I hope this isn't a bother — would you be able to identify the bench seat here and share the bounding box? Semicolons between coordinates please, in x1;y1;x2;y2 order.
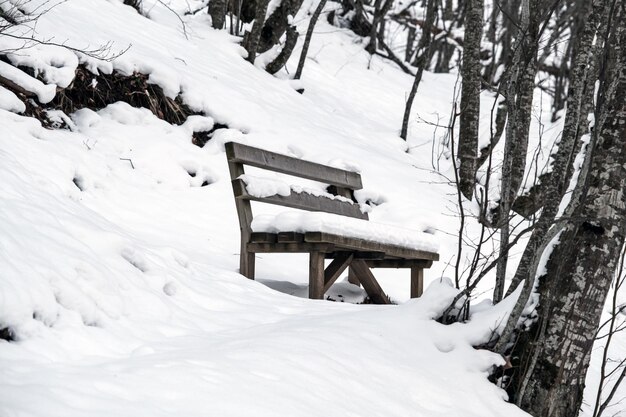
251;212;439;260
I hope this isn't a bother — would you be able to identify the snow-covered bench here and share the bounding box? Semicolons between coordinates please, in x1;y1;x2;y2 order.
225;142;439;304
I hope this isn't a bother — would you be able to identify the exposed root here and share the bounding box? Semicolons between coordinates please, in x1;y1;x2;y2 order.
0;58;227;133
45;66;196;125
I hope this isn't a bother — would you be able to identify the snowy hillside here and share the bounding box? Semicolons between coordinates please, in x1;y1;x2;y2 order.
1;0;622;416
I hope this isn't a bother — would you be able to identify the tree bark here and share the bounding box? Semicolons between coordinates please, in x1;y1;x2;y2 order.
493;0;531;303
243;0;270;63
503;0;607;298
257;0;305;53
513;3;626;415
366;0;393;54
400;0;436;140
405;26;416;63
457;0;483;199
265;25;299;74
209;0;229;29
494;0;548;303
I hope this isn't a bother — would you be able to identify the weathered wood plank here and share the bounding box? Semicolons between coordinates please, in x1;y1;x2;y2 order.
247;242;334;253
277;232;304;243
225;142;363;189
367;259;434;268
250;232;277;243
228;161;255;279
232;179;367;219
309;251;325;299
354;251;386;260
326;251;384;260
410;267;424;298
243;252;255;280
323;252;353;292
304;232;439;261
350;260;391;304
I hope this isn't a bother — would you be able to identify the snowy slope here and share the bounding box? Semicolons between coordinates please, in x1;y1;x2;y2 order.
0;0;595;415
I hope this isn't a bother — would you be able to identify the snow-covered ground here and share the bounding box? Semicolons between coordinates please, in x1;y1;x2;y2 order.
0;0;623;416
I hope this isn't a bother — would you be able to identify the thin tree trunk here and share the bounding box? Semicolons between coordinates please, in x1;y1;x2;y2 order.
494;0;546;303
243;0;270;63
493;0;530;303
265;25;299;74
366;0;383;53
405;26;416;63
457;0;484;199
366;0;393;54
400;0;436;140
295;0;327;79
257;0;305;53
504;0;607;299
443;0;453;20
209;0;229;29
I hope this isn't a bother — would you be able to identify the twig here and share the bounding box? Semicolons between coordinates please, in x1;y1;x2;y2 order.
120;158;135;169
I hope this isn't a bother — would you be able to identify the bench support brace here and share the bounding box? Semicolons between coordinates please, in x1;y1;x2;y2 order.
350;260;391;304
347;266;360;287
323;253;354;293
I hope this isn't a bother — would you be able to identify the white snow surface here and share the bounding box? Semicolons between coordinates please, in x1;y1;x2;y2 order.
240;173;364;206
0;60;57;103
0;86;26;113
253;211;439;253
0;0;604;416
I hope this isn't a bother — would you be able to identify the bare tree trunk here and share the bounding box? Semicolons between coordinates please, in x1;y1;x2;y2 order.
513;4;626;415
243;0;270;63
400;0;437;140
494;0;546;303
492;0;530;303
433;40;455;73
366;0;393;53
504;0;607;298
265;25;299;74
257;0;305;53
209;0;229;29
457;0;483;199
405;26;416;63
485;1;519;86
294;0;327;79
366;0;383;53
443;0;453;20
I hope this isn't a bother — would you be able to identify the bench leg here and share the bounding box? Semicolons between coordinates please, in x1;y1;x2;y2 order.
240;243;256;280
309;251;325;299
348;266;360;287
411;267;423;298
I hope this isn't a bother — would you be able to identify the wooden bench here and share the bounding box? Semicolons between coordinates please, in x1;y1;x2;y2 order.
225;141;439;304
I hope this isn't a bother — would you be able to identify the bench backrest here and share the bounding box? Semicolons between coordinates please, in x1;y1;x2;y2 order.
225;142;368;240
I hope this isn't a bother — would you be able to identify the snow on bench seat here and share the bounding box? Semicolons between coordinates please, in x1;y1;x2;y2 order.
251;211;439;254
